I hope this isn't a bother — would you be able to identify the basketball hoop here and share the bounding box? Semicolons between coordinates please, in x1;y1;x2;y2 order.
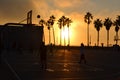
19;10;33;24
27;10;32;24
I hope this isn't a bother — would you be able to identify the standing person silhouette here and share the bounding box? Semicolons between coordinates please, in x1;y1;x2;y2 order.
40;42;47;70
0;35;2;65
79;43;86;64
0;42;1;65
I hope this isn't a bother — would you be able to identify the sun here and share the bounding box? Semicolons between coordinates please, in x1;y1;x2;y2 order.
56;23;76;46
58;23;76;45
61;26;71;45
62;27;69;39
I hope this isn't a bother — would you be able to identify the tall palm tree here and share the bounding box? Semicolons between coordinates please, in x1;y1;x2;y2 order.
117;15;120;26
39;19;46;42
61;16;67;46
47;15;56;45
66;18;72;46
116;15;120;44
104;18;112;47
113;18;120;45
58;18;62;46
50;15;56;45
84;12;93;46
94;19;103;46
47;19;51;45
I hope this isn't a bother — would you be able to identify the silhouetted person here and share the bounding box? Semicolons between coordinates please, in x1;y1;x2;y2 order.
0;41;3;65
0;44;1;64
0;37;2;65
40;42;47;70
79;43;86;64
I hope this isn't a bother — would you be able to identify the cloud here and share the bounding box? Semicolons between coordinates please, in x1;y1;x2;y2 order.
31;0;65;24
53;0;82;8
50;9;64;19
31;0;51;23
0;0;33;24
0;0;120;45
53;0;72;8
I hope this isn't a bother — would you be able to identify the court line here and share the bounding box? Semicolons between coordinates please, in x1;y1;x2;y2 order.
2;57;22;80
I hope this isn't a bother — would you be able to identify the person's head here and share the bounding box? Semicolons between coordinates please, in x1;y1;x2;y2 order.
81;43;84;47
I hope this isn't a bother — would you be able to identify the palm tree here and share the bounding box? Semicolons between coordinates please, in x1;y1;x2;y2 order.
47;15;56;45
39;19;46;26
47;19;51;45
66;18;72;46
61;16;67;27
104;18;112;47
117;15;120;26
61;16;67;47
113;17;120;45
84;12;93;46
58;18;62;46
39;19;46;42
94;19;103;46
50;15;56;45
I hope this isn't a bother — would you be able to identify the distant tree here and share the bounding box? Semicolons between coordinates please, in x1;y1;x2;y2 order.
39;19;46;42
104;18;112;47
47;15;56;45
61;16;67;46
50;15;56;45
47;19;51;44
84;12;93;46
58;18;62;46
113;17;120;45
65;18;72;46
39;19;46;26
61;16;67;28
94;19;103;46
117;15;120;26
37;15;40;19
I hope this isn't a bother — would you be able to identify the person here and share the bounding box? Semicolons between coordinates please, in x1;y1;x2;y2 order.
0;44;1;65
79;43;86;64
0;36;2;65
40;42;47;70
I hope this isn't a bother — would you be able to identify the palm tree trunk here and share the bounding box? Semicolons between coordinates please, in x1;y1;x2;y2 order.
116;31;118;45
107;30;109;47
97;31;99;46
68;26;70;46
52;27;55;45
64;27;66;47
64;27;66;52
49;29;51;45
43;31;45;43
60;29;62;46
87;24;89;46
42;25;45;43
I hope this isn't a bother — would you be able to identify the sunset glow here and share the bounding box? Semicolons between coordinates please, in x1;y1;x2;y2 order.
0;0;120;46
62;27;69;39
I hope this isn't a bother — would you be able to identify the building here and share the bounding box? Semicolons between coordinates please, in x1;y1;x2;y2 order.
0;23;43;52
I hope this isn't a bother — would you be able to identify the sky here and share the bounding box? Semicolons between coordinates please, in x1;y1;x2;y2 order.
0;0;120;46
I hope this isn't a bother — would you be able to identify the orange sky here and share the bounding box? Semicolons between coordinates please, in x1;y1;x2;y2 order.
0;0;120;46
